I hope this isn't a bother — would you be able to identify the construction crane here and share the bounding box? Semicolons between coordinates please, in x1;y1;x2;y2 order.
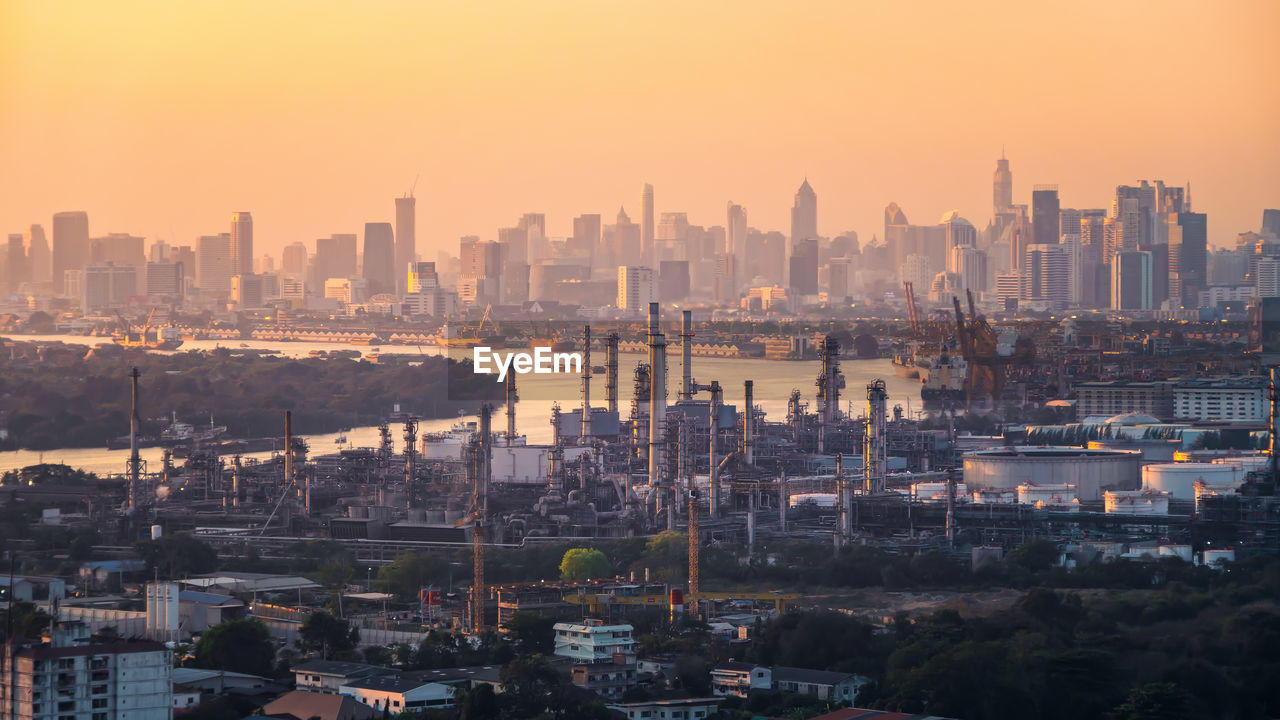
457;404;493;634
903;281;922;335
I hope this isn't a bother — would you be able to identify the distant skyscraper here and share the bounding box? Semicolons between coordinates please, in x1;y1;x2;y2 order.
313;234;358;288
1112;250;1153;310
90;233;146;296
197;234;233;298
641;184;655;265
1262;209;1280;238
1023;243;1069;306
788;237;819;297
604;208;642;268
395;193;416;296
1031;185;1060;246
362;222;396;296
231;273;264;308
658;260;690;302
571;214;602;262
145;260;184;298
230;212;253;275
5;234;27;294
282;242;308;276
24;224;50;284
790;179;818;248
727;202;747;289
1167;212;1207;307
941;212;977;272
51;211;89;294
82;264;136;313
993;152;1013;216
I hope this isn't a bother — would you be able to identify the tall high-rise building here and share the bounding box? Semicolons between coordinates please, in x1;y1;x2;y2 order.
1167;212;1207;307
146;260;184;298
790;179;818;248
726;202;747;290
52;210;89;294
197;233;233;298
942;212;977;272
617;265;655;311
952;245;988;294
282;242;308;276
24;224;50;284
408;261;439;293
362;222;396;296
641;183;655;265
1031;185;1060;246
1112;250;1153;310
993;152;1013;216
82;264;137;312
1262;209;1280;238
90;233;146;295
230;211;253;275
1257;258;1280;298
313;234;358;288
658;260;690;302
173;246;196;287
1023;243;1070;306
395;193;416;296
5;234;27;293
788;237;819;297
570;214;602;262
603;208;642;268
231;273;265;308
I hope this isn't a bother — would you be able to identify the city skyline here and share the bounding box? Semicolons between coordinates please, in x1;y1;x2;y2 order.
2;1;1277;258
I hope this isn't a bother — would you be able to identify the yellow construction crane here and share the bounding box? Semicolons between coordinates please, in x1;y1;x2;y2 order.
563;590;800;616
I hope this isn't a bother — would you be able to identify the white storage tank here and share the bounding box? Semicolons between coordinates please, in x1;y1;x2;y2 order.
1212;455;1269;473
1105;490;1170;515
1202;548;1236;567
1143;462;1240;500
1158;544;1193;562
963;447;1140;501
1017;483;1078;507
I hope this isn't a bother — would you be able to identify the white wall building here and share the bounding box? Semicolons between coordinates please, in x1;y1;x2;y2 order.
1172;377;1267;422
617;265;655;311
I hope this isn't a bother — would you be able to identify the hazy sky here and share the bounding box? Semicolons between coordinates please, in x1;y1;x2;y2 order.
2;1;1277;259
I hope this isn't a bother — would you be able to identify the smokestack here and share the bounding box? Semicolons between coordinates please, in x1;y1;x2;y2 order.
404;418;418;511
708;381;721;519
605;333;620;414
836;453;850;547
127;367;141;540
817;336;841;455
284;410;293;491
480;404;492;516
231;456;241;509
680;310;693;401
864;380;887;494
743;380;755;465
648;303;667;504
778;470;787;533
581;325;592;441
506;372;518;446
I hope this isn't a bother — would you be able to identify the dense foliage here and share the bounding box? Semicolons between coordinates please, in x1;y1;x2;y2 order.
0;344;501;449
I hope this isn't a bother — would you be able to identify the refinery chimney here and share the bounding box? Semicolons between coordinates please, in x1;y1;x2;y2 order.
743;380;755;465
605;333;620;414
648;303;667;506
680;310;694;400
581;325;592;441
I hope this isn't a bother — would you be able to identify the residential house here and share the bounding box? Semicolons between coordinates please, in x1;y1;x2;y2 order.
710;661;772;698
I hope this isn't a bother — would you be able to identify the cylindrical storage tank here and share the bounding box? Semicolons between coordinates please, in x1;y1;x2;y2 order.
1143;463;1240;499
963;447;1140;501
1088;439;1181;463
1212;455;1269;473
150;524;163;539
1202;548;1236;566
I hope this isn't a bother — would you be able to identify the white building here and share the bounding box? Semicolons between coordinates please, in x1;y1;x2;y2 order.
710;661;771;697
1257;258;1280;298
608;698;720;720
0;623;172;720
554;620;637;699
340;675;454;714
617;265;655;311
82;264;137;313
324;277;368;305
1173;377;1267;422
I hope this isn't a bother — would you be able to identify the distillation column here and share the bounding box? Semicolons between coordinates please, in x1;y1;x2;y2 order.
648;303;668;523
864;380;887;494
743;380;755;465
680;310;694;400
126;367;143;540
581;325;592;441
605;332;620;415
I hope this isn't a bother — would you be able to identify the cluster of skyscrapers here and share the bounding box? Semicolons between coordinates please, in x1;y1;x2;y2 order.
3;160;1275;318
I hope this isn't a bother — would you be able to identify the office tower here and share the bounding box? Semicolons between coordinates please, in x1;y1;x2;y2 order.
82;264;137;312
282;242;308;276
827;256;853;300
727;202;748;287
518;212;548;262
1166;212;1207;307
900;254;933;292
172;246;197;287
1112;250;1153;310
1139;243;1169;308
395;193;416;296
458;236;502;305
993;152;1013;216
995;271;1022;307
1023;243;1070;306
498;226;530;304
325;277;367;305
714;253;738;302
313;233;358;289
197;234;233;298
1031;185;1060;246
952;246;988;293
90;233;146;295
942;212;977;272
52;211;90;294
617;265;655;310
1209;249;1248;286
885;202;911;270
790;179;818;248
788;237;819;297
746;230;787;286
658;260;690;302
1113;184;1154;248
361;222;396;296
258;254;275;274
528;259;588;301
5;234;27;293
408;261;439;293
1257;259;1280;298
641;183;655;265
146;260;184;298
1062;234;1084;306
653;212;690;264
603;208;642;269
1059;208;1083;240
230;211;253;275
571;214;602;261
24;224;50;284
231;273;264;307
1263;209;1280;238
149;239;170;263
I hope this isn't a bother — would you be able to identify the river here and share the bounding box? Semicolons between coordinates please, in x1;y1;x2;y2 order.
0;334;923;474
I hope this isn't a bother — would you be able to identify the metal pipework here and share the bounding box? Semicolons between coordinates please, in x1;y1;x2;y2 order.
127;367;142;540
708;380;721;519
404;417;418;510
479;403;492;516
605;332;620;414
743;380;755;465
581;325;592;441
835;453;850;548
284;410;293;492
864;379;888;494
680;310;694;400
506;372;518;446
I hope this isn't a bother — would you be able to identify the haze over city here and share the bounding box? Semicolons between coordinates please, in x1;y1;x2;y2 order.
2;0;1278;257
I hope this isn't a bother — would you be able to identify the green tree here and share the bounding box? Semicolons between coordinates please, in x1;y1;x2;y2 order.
134;533;218;579
458;683;500;720
559;548;610;581
193;619;276;677
503;612;556;655
298;611;359;659
1110;682;1196;720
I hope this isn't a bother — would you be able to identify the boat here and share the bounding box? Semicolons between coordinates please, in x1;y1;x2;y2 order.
529;337;576;353
891;350;920;379
111;309;184;350
350;336;381;346
919;346;967;412
335;434;347;444
159;411;228;446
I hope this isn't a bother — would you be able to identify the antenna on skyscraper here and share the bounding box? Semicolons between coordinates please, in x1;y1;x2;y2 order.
407;174;419;199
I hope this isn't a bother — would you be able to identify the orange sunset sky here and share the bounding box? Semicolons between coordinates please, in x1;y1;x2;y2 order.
1;1;1277;258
